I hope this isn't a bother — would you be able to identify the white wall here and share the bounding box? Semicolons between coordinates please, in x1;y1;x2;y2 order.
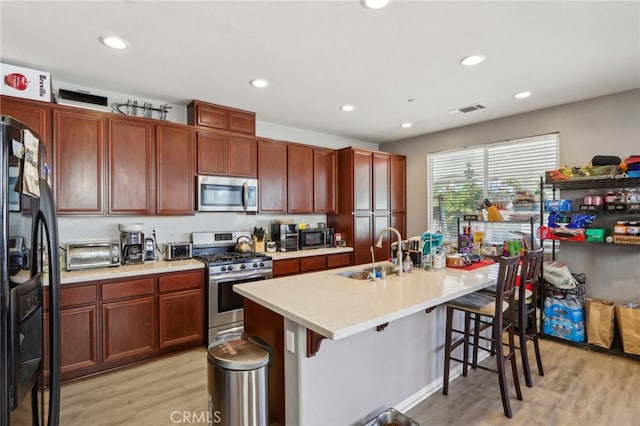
381;89;640;303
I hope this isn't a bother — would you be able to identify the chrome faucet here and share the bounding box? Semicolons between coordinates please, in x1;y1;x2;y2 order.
369;246;377;282
374;227;403;276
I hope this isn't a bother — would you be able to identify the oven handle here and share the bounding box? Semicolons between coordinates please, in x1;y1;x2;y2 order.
212;271;271;284
242;182;248;210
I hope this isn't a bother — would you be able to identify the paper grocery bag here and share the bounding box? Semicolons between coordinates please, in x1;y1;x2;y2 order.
614;304;640;355
585;298;615;349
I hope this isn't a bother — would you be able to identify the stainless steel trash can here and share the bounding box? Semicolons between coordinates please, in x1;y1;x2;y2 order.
208;333;270;426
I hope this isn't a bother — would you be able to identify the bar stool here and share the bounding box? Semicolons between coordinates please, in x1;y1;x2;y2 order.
442;255;522;418
476;248;545;387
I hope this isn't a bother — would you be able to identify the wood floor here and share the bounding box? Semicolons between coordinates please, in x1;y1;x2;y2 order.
54;339;640;426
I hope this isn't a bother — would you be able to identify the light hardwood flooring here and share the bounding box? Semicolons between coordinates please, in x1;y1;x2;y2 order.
54;339;639;426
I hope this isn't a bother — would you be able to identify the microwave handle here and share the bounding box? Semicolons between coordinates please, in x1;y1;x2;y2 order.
242;182;248;210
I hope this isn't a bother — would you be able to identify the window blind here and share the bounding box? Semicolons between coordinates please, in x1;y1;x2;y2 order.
427;133;559;241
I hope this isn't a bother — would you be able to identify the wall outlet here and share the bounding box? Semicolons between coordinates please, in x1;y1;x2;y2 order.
286;329;295;353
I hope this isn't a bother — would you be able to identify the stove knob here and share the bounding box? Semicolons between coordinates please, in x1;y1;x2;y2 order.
241;264;246;270
259;262;264;267
253;262;258;268
221;266;227;272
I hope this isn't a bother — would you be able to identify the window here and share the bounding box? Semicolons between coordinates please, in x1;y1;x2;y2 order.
427;133;559;241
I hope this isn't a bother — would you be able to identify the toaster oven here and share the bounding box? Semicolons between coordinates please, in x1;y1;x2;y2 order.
66;241;120;271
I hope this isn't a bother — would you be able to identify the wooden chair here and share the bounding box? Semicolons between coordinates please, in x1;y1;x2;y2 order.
442;254;522;418
476;248;545;387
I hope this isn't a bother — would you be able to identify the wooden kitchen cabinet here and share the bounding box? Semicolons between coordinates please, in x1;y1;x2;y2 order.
299;255;326;272
258;139;288;213
43;283;100;382
158;270;205;350
0;95;51;155
53;108;106;214
313;148;337;213
287;144;314;213
156;124;196;214
273;258;300;277
197;132;257;178
273;252;352;277
353;214;374;265
187;100;256;134
327;252;351;269
101;277;156;367
390;155;406;213
354;149;373;212
107;118;156;214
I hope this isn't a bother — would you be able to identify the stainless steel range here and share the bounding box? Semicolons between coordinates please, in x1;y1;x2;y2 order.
192;231;272;343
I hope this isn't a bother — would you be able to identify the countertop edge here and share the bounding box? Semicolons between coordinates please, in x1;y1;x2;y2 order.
268;247;353;260
59;259;205;284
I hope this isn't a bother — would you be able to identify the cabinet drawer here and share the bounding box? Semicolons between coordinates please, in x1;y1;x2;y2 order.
159;271;203;293
61;284;98;308
273;259;300;277
101;277;155;301
327;253;352;269
300;256;326;272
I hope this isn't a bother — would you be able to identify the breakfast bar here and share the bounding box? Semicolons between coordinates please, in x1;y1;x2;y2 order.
235;262;499;425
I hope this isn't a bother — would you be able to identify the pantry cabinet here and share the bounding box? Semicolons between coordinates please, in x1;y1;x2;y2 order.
53;108;106;215
328;148;406;265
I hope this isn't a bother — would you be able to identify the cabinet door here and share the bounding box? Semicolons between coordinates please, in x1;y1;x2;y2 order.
227;136;257;177
313;148;337;213
374;214;391;262
273;259;300;278
353;150;373;212
373;152;390;213
353;214;373;266
391;213;406;243
0;95;51;155
159;289;204;349
197;131;227;175
288;144;314;213
390;155;406;213
53;109;105;214
327;253;352;269
228;110;256;134
108;118;156;214
156;124;195;214
299;255;326;273
258;140;288;213
191;102;227;129
102;296;156;365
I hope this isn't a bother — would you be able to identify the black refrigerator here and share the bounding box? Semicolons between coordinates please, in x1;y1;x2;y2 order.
1;115;61;425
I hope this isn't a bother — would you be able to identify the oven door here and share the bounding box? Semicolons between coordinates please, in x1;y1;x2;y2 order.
209;272;269;329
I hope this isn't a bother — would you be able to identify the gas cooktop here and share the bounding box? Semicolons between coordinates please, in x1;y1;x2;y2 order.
195;252;271;265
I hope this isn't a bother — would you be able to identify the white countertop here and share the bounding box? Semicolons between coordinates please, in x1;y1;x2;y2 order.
267;246;353;260
60;259;205;284
234;262;499;340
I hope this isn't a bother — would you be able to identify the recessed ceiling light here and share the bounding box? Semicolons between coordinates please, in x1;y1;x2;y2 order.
100;36;127;50
460;55;485;66
514;91;532;99
401;123;412;128
340;105;355;112
362;0;390;9
250;79;269;88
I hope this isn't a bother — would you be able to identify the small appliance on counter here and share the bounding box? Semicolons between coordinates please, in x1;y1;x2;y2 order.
163;242;192;261
8;236;29;273
119;223;145;265
66;241;120;271
271;223;299;252
144;236;156;261
298;227;334;250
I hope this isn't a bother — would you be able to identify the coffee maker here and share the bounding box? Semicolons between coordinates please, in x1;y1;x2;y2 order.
119;224;145;265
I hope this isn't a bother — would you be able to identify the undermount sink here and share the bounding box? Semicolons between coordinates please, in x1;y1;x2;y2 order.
337;264;398;280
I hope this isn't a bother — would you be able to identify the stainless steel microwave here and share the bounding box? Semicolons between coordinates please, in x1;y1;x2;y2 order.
299;228;334;250
197;175;258;213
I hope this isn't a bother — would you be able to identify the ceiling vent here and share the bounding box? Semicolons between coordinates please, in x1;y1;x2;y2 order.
448;103;486;115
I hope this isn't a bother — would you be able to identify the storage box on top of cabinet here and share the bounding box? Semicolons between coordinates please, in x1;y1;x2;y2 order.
187;99;255;134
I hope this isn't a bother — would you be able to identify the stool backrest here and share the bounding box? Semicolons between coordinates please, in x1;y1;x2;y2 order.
495;255;521;324
518;248;544;307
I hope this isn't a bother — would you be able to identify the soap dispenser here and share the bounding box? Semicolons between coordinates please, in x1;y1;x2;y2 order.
403;253;413;273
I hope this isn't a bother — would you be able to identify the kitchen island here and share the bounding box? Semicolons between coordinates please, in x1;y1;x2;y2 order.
235;262;499;425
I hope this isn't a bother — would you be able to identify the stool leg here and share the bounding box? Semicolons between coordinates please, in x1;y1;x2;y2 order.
472;313;480;369
443;306;454;395
493;318;512;418
520;304;533;388
531;309;544;376
463;312;471;377
509;321;523;402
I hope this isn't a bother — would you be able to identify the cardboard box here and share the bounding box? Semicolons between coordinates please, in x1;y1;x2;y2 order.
1;63;51;102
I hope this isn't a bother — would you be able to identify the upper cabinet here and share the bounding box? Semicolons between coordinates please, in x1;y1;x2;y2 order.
197;132;257;178
287;144;314;213
227;136;258;177
197;132;227;175
187;100;255;135
390;155;406;214
313;148;337;214
258;139;288;213
53;108;106;215
353;149;373;212
0;95;51;158
373;152;390;213
107;119;195;215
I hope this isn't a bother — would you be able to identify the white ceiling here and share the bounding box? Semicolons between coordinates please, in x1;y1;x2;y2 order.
1;1;639;144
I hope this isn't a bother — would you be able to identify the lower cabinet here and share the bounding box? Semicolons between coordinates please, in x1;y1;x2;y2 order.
45;269;205;382
273;252;352;278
